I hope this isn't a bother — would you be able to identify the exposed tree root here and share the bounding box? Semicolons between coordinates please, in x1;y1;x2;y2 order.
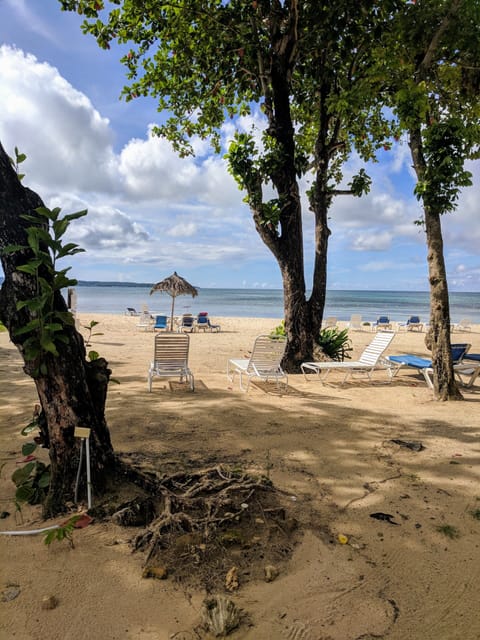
112;455;298;592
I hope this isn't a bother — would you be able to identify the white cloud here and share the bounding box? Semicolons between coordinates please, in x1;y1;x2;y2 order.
167;223;198;238
351;231;393;252
0;46;118;192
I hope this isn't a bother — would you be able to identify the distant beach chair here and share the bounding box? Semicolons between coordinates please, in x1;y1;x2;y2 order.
387;343;479;389
126;307;139;316
227;335;288;393
301;331;395;384
322;316;337;329
148;333;194;392
137;311;154;331
451;318;472;332
178;314;195;332
373;315;392;331
153;315;168;331
348;314;364;331
399;315;423;332
195;312;221;333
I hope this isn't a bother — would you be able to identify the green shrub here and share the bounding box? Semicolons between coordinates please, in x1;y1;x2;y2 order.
271;321;352;362
316;327;352;361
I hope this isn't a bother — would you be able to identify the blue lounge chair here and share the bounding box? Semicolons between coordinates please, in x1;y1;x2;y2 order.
153;315;168;331
387;343;479;389
373;316;392;331
399;315;423;332
196;312;221;333
195;312;210;332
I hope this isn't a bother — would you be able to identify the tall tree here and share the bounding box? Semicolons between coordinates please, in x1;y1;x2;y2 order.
383;0;480;399
0;143;115;516
60;0;400;370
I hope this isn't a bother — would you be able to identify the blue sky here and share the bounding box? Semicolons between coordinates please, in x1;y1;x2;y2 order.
1;0;479;291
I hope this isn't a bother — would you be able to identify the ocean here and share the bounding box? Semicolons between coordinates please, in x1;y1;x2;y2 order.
69;283;480;324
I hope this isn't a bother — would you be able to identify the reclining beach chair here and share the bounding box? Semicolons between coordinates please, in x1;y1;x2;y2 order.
387;343;479;389
451;318;472;332
137;311;154;331
178;314;195;332
301;331;395;384
227;335;288;393
148;333;194;391
153;315;168;331
196;312;221;333
399;315;423;332
348;314;364;331
322;316;337;329
126;307;139;316
373;315;392;331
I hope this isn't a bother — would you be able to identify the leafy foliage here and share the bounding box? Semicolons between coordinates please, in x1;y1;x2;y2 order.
271;322;352;362
317;328;352;362
43;515;82;547
11;441;50;507
3;197;87;376
82;320;103;347
8;146;26;181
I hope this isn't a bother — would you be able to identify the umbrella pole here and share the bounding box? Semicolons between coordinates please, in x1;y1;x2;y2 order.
170;295;175;332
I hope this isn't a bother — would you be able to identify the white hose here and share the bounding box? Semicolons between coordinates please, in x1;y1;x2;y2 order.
0;524;59;536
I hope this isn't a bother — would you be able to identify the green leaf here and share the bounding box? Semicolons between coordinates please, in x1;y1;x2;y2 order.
88;350;100;361
16;263;42;275
15;485;35;503
38;471;51;489
13;319;41;335
12;462;35;485
21;420;39;435
40;337;59;356
22;442;37;456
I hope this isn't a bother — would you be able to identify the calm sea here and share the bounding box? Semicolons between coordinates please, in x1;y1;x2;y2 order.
70;283;480;324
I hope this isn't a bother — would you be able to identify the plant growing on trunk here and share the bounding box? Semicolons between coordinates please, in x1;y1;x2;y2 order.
0;143;115;516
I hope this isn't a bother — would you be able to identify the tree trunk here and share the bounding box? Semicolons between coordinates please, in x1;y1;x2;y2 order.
408;130;462;400
0;141;116;515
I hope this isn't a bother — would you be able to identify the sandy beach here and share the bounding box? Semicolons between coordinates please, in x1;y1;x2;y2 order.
1;315;479;640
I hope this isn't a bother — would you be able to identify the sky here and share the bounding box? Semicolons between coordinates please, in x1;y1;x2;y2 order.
0;0;479;292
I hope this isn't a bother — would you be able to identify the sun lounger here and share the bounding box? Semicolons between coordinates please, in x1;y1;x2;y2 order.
301;331;395;384
126;307;139;316
373;316;392;331
148;333;194;391
387;343;479;389
227;335;288;392
398;315;423;332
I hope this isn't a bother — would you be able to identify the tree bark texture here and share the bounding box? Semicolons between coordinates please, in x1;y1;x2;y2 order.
0;141;116;515
247;3;326;371
408;130;462;400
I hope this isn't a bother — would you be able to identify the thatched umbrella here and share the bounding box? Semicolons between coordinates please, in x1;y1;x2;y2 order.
150;272;198;331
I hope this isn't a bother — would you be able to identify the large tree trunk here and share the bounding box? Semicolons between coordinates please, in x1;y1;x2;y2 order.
408;130;462;400
0;141;116;515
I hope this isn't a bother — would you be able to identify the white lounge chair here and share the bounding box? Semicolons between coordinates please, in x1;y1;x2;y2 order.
451;318;472;332
301;331;395;384
348;314;364;331
322;316;337;329
227;335;288;392
137;311;154;331
148;333;194;391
